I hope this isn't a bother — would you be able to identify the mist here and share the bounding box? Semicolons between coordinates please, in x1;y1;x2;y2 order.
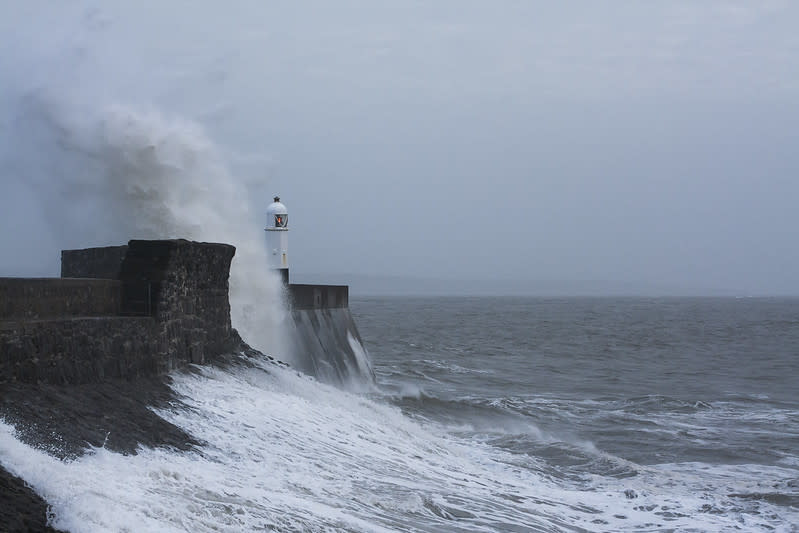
1;1;797;295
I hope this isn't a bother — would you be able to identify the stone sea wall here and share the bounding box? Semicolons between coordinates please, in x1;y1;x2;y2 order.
287;307;373;385
119;240;236;366
1;238;368;530
0;239;240;385
0;317;159;384
61;245;129;280
0;278;122;321
285;283;374;385
288;284;349;310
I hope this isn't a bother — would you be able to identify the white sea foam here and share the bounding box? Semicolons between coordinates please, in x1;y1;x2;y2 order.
3;361;797;532
347;331;376;389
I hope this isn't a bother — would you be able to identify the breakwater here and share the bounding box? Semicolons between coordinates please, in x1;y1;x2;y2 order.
1;239;244;530
0;238;371;530
1;240;239;385
1;239;372;386
1;239;372;387
287;284;373;385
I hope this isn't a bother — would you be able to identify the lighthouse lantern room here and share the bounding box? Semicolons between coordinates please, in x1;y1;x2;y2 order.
265;196;289;284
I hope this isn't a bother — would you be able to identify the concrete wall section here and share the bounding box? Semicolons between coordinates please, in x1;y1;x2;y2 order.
289;284;349;310
287;307;373;386
0;278;122;321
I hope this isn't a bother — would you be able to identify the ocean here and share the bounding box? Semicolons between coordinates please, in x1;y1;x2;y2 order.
355;296;799;531
2;296;798;532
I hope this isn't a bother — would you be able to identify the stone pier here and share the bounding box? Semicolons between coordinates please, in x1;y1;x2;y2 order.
0;240;240;385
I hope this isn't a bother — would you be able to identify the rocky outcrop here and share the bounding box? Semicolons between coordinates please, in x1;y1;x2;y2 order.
0;467;63;533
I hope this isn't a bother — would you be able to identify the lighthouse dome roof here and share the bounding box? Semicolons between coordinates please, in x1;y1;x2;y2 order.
267;196;287;216
266;196;288;229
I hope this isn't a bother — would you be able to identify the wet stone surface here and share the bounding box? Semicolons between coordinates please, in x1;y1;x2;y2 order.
0;348;277;532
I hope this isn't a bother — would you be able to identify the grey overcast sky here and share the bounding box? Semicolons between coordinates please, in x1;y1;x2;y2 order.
1;1;797;294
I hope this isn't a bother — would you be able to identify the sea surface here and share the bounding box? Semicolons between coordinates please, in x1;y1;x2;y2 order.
2;296;798;532
353;296;799;532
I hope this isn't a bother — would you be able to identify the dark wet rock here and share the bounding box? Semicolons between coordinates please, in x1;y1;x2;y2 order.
0;376;199;460
0;466;64;533
0;341;286;531
0;375;194;532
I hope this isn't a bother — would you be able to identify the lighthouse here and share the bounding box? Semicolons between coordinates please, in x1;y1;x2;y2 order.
265;196;289;284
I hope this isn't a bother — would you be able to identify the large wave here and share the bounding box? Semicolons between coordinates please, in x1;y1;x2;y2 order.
5;357;794;532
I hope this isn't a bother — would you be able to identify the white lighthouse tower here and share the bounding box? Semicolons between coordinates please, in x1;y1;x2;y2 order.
265;196;289;284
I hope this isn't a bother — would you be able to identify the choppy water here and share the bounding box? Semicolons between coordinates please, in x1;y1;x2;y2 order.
356;296;799;531
2;296;798;532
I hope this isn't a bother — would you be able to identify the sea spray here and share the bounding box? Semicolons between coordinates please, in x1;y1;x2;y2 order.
1;2;293;359
5;356;784;532
4;93;289;359
94;104;290;358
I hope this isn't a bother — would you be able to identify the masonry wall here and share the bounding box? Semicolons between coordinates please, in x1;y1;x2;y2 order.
0;317;161;383
0;240;240;385
61;245;129;279
287;307;373;385
289;284;349;310
123;240;236;366
0;278;122;321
